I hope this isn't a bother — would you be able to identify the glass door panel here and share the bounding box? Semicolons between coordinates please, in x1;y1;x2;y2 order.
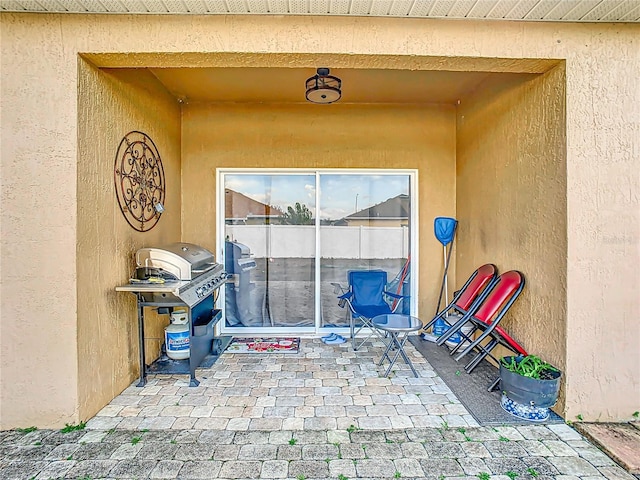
319;174;412;331
223;173;316;331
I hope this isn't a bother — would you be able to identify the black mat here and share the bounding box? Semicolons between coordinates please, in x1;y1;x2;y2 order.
410;336;564;426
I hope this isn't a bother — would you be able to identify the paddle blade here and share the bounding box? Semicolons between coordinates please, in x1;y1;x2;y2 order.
434;217;458;246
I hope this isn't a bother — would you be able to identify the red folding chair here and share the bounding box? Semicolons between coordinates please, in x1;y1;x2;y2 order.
436;270;527;389
421;264;498;338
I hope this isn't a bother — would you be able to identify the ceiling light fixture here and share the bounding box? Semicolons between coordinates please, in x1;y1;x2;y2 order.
305;68;342;104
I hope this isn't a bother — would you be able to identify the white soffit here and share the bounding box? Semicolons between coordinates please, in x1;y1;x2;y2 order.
1;0;639;22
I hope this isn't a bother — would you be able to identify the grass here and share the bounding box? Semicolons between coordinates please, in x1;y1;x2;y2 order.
15;426;38;434
498;436;510;442
527;467;539;477
60;421;86;433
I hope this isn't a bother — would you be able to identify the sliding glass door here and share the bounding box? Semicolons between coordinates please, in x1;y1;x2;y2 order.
219;170;415;335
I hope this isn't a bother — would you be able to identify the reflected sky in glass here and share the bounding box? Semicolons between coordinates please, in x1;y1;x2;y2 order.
225;173;409;221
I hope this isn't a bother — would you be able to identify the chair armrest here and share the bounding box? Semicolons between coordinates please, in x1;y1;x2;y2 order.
383;290;407;300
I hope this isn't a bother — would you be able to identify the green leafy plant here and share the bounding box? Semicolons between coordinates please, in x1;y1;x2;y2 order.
477;472;490;480
527;467;539;477
66;455;73;460
289;438;297;445
338;475;349;480
633;411;639;418
347;424;358;434
576;414;583;421
499;436;510;442
296;475;306;480
15;426;38;433
394;471;402;478
501;355;559;380
131;436;141;445
60;421;86;433
505;471;518;480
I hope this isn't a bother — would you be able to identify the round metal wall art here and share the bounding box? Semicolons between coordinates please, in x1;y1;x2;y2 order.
114;131;166;232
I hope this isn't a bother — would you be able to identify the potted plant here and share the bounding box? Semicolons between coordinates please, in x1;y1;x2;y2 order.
499;354;561;422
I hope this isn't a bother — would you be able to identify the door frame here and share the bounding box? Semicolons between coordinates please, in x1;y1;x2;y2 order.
216;168;419;336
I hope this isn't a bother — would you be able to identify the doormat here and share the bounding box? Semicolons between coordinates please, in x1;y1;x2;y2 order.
226;337;300;354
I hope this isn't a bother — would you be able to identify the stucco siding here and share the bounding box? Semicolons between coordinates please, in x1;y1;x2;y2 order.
0;13;638;427
181;102;456;318
456;65;568;413
76;64;182;422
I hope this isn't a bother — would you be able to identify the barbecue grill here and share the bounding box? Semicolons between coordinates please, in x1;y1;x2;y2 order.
116;242;229;386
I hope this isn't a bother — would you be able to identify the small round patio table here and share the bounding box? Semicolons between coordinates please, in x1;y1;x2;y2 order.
372;313;422;378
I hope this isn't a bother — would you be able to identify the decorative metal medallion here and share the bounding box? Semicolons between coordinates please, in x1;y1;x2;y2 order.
114;131;166;232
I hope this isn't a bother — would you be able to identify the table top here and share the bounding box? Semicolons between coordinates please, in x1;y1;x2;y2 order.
372;314;422;332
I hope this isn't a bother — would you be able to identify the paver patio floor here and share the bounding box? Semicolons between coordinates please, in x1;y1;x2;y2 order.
2;338;637;480
87;338;479;432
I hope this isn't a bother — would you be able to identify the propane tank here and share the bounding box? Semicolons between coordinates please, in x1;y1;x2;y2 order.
165;309;190;360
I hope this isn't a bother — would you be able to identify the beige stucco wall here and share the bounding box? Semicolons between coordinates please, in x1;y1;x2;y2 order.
456;66;568;412
76;64;182;421
181;103;456;319
0;13;638;427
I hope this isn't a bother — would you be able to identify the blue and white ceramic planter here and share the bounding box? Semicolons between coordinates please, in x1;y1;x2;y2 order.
500;394;550;422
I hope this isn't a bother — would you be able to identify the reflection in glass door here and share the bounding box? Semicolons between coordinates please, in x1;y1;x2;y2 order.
222;173;316;332
219;170;415;335
319;174;412;331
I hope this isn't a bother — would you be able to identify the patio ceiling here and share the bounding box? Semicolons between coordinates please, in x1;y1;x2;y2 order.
143;67;537;104
2;0;639;22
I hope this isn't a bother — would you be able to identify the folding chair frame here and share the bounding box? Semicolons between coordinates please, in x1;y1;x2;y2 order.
334;270;408;351
421;263;498;336
436;271;526;387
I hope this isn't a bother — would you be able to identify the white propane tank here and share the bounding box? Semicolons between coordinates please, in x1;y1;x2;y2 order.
165;309;190;360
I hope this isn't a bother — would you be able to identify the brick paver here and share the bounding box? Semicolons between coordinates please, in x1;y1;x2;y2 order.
2;339;636;479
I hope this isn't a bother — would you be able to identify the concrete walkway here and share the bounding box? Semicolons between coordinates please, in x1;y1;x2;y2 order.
1;422;634;480
0;339;636;480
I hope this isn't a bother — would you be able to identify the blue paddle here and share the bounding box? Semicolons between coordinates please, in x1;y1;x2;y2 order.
434;217;458;314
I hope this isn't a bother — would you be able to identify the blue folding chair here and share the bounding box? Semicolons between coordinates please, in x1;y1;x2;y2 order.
334;270;409;350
